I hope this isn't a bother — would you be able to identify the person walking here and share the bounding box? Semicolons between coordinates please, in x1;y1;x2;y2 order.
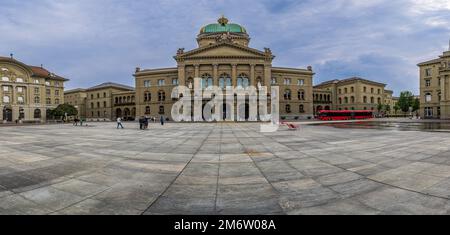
117;117;124;129
144;116;149;129
160;115;165;126
139;116;144;130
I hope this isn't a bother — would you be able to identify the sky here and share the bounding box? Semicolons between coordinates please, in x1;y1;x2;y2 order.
1;0;450;95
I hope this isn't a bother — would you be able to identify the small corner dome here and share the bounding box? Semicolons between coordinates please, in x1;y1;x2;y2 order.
200;16;247;34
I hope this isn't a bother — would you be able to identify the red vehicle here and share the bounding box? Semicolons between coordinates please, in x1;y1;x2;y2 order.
317;110;373;121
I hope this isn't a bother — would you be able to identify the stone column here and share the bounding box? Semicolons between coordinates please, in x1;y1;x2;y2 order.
178;64;186;87
264;64;272;89
194;64;200;78
213;64;219;86
231;64;237;87
250;64;255;86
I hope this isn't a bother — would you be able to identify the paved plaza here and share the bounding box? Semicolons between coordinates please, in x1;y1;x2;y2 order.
0;122;450;215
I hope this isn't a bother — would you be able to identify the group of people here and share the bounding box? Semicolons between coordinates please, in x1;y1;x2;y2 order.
116;115;165;130
73;117;85;126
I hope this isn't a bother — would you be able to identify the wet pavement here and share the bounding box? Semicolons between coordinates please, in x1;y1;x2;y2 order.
0;122;450;215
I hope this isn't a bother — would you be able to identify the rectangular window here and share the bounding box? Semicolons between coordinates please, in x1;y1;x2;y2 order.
46;89;51;96
144;80;151;87
172;79;179;85
425;68;432;77
17;87;23;93
298;79;304;86
271;78;277;85
34;87;39;93
158;79;165;86
284;78;291;85
55;90;60;96
3;86;9;92
425;80;431;87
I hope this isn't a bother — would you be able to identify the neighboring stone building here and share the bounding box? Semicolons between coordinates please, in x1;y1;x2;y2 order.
417;42;450;119
134;16;315;121
65;82;135;121
0;55;68;123
312;88;333;115
314;77;387;113
64;88;87;118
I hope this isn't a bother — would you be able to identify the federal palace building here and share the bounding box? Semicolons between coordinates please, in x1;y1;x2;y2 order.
62;16;398;122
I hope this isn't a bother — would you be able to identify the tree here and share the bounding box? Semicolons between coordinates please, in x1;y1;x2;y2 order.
377;103;384;113
49;104;78;119
412;98;420;112
397;91;415;114
393;104;400;114
385;104;391;113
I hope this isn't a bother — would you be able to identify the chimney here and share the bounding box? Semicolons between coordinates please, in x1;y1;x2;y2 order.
135;67;141;73
307;66;313;71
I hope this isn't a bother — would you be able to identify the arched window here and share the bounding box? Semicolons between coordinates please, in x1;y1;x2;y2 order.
237;74;249;88
377;97;381;104
115;97;119;104
18;96;24;104
338;98;342;104
186;77;193;89
145;106;150;114
256;77;263;87
103;101;107;107
97;102;100;108
285;104;291;113
159;106;165;114
299;105;305;113
219;73;231;89
344;97;348;104
34;109;41;118
284;89;292;100
103;92;106;98
1;77;9;82
16;78;24;83
298;90;305;100
371;97;375;104
363;96;367;103
320;94;323;101
158;91;166;101
201;74;213;89
351;96;355;103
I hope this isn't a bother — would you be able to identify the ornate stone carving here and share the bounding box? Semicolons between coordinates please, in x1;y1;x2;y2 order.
177;48;185;55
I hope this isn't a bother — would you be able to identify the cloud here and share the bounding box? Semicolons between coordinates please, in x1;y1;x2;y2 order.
0;0;449;96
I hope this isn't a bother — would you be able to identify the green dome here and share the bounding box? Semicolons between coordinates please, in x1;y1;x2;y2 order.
200;16;247;34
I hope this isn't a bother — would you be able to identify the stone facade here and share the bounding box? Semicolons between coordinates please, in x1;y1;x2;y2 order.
134;16;315;121
314;77;387;113
0;56;68;123
64;88;87;119
418;44;450;119
64;82;135;121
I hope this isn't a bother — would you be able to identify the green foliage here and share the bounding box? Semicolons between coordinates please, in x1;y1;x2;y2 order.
397;91;415;113
48;104;78;118
393;104;400;114
377;103;384;112
412;98;420;112
385;104;391;113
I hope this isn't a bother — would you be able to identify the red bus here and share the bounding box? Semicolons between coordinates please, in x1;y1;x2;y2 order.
317;110;373;121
